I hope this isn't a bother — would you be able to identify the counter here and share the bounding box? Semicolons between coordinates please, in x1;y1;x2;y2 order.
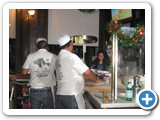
10;74;140;109
84;84;140;109
84;91;140;109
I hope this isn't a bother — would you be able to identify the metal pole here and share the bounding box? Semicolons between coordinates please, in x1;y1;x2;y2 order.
138;47;142;70
111;34;118;102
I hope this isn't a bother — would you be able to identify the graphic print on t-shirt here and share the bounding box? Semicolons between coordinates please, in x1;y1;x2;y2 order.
34;58;51;77
55;60;63;80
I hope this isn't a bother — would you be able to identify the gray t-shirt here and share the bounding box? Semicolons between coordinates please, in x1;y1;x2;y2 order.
23;49;57;88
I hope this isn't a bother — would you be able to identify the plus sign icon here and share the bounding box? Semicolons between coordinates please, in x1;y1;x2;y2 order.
137;89;158;110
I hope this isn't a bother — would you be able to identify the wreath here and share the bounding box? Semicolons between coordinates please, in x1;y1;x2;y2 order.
106;20;145;47
79;9;97;13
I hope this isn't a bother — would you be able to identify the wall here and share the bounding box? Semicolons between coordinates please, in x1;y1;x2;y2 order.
9;9;16;38
48;9;99;44
15;9;48;72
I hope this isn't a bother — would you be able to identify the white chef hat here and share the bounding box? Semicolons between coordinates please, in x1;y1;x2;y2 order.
36;37;47;44
57;34;70;46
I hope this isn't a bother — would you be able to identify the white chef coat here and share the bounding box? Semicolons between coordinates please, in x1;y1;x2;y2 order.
56;49;89;109
22;49;57;88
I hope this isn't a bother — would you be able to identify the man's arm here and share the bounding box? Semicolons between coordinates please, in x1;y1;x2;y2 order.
21;69;29;75
83;69;103;83
9;69;30;81
18;69;30;79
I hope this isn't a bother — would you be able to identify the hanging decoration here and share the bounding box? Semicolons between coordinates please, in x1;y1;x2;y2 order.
106;20;145;47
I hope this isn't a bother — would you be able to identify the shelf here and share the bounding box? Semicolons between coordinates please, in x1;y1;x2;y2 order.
73;42;99;47
49;42;99;47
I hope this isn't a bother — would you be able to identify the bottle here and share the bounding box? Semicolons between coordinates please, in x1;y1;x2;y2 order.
133;76;141;100
126;79;133;101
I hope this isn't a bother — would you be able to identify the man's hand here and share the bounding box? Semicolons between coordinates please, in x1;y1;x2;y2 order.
83;69;104;84
9;75;17;81
98;74;105;79
95;79;104;83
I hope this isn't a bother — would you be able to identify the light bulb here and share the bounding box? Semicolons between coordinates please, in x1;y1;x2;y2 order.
28;10;35;16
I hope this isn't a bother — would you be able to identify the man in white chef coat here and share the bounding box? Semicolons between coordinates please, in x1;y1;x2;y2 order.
56;34;104;109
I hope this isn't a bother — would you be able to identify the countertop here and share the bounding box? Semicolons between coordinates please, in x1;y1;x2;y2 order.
85;91;140;109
